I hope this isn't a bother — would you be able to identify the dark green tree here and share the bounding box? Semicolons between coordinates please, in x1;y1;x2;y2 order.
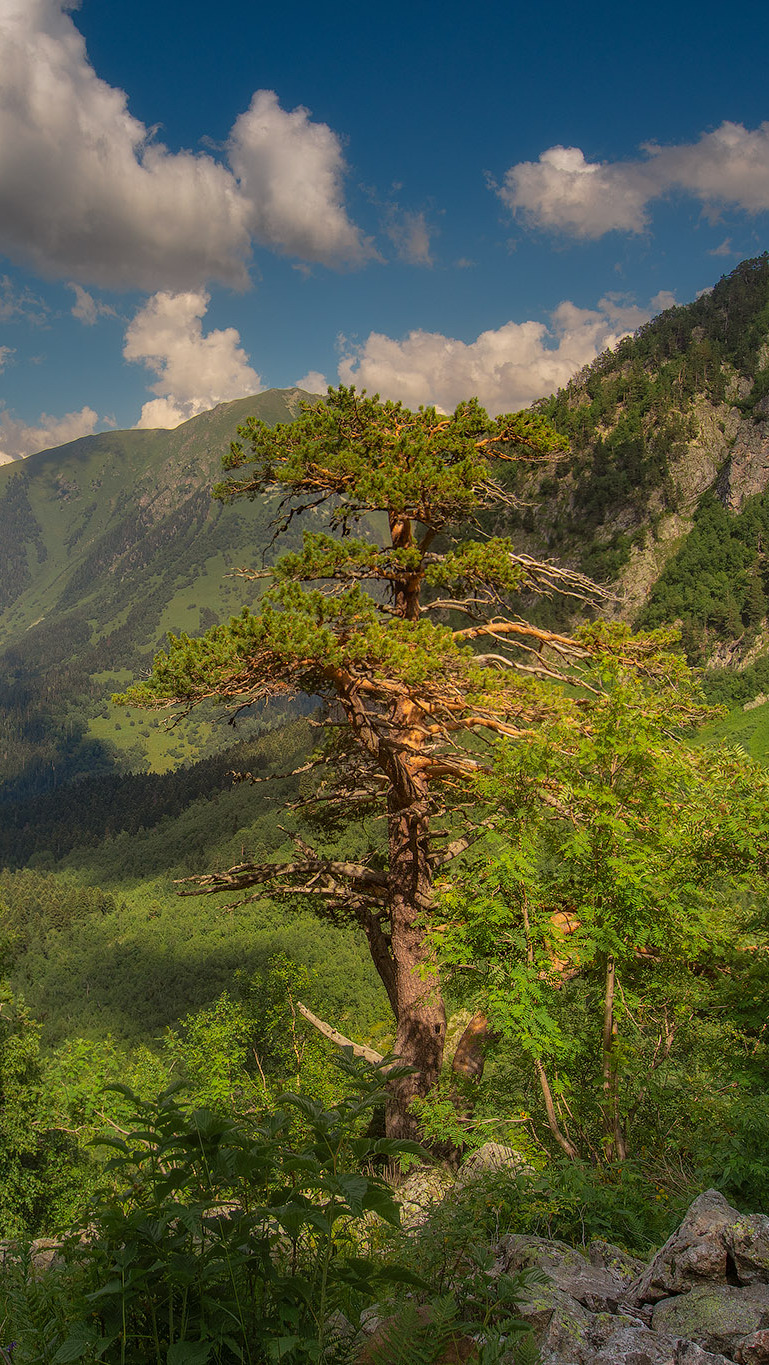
120;386;674;1137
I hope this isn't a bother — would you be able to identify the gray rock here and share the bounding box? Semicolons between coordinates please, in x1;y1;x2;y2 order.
496;1234;637;1313
652;1284;769;1358
455;1142;531;1189
590;1243;648;1282
394;1164;454;1229
728;1221;769;1288
735;1328;769;1363
590;1324;735;1365
515;1278;596;1363
630;1191;769;1305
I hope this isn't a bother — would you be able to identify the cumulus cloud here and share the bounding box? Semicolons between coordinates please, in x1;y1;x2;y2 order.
338;294;662;414
294;370;328;393
0;404;99;462
499;122;769;238
0;0;372;290
68;284;117;325
228;91;374;269
124;291;263;429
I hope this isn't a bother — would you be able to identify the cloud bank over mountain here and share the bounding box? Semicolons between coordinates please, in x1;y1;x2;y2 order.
0;404;99;463
124;292;263;429
338;293;673;414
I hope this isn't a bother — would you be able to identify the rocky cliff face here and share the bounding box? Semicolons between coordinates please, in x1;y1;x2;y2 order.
616;393;769;620
520;256;769;647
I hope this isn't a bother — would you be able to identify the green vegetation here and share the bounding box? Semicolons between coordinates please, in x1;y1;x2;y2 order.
0;390;314;799
515;253;769;577
432;662;769;1169
118;385;682;1141
4;307;769;1359
641;489;769;663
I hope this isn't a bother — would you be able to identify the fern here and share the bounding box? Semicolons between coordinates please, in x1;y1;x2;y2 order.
363;1295;461;1365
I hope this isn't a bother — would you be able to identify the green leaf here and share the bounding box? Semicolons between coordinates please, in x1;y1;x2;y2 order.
167;1343;212;1365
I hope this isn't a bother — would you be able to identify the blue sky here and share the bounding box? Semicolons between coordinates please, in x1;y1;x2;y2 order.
0;0;768;460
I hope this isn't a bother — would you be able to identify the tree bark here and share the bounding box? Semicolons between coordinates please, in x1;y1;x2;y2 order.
384;769;446;1140
601;956;627;1161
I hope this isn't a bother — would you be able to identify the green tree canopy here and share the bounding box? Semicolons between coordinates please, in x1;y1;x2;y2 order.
434;661;769;1162
120;386;694;1138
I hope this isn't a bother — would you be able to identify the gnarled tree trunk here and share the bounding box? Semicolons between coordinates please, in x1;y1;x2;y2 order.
385;777;446;1139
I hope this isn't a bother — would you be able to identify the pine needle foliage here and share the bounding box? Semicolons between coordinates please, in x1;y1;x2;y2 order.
117;386;701;1136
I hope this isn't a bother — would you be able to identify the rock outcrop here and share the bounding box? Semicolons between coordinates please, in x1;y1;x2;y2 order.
490;1189;769;1365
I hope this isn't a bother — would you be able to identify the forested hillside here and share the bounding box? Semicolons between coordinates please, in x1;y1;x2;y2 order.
3;267;769;1364
528;254;769;573
0;388;313;798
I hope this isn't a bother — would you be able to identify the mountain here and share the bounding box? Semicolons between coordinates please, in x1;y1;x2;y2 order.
0;387;314;798
4;255;769;800
518;255;769;585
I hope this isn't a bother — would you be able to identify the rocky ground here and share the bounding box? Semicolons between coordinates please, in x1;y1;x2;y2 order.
493;1187;769;1364
376;1149;769;1365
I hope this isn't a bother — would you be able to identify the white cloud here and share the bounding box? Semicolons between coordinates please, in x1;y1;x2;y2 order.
650;290;677;312
0;274;48;324
294;370;328;393
385;209;434;265
338;294;660;414
499;145;653;237
499;122;769;238
229;91;374;268
124;291;263;429
68;284;116;325
0;404;99;461
0;346;14;370
0;0;372;290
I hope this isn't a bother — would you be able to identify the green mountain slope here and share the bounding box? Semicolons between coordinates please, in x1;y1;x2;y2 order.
0;388;313;797
4;257;769;800
521;254;769;596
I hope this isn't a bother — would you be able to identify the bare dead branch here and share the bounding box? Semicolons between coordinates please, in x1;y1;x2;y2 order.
295;1001;387;1066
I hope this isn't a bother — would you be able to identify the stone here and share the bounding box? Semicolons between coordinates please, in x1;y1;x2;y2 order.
455;1142;530;1189
630;1190;763;1305
735;1329;769;1364
590;1324;735;1365
514;1279;596;1363
652;1284;769;1359
727;1220;769;1288
496;1233;638;1313
590;1242;648;1282
394;1164;454;1229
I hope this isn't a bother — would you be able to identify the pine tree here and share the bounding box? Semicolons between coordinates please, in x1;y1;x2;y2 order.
120;386;678;1138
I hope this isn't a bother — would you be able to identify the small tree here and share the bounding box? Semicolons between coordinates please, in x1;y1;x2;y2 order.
121;387;672;1137
434;660;769;1161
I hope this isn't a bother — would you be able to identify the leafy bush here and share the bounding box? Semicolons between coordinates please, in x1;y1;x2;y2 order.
4;1056;423;1364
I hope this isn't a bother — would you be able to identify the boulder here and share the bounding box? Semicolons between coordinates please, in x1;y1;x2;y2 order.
590;1242;648;1282
495;1234;639;1313
735;1329;769;1364
590;1324;736;1365
652;1285;769;1359
455;1142;531;1190
514;1278;598;1363
394;1164;454;1229
631;1191;769;1305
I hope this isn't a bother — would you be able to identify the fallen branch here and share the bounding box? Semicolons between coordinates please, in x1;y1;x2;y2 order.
296;1001;386;1067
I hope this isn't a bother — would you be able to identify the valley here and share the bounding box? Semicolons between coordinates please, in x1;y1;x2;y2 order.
1;257;769;1363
